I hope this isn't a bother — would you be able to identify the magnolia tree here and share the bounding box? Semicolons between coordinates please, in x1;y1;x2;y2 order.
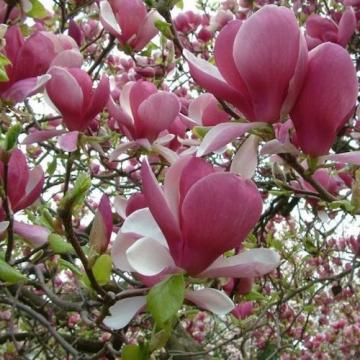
0;0;359;358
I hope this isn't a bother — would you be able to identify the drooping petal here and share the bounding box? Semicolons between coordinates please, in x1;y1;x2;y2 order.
230;135;259;179
50;49;83;68
319;151;360;165
137;91;180;141
290;42;358;156
113;196;128;219
180;173;262;275
185;288;234;315
13;221;50;247
126;237;176;276
23;129;66;145
103;296;147;330
1;74;51;103
197;122;265;157
198;248;280;278
58;131;79;152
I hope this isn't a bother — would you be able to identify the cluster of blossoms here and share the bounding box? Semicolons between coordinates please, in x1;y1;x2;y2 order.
0;0;359;358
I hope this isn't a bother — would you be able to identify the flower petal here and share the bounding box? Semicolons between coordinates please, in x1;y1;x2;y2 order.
198;248;280;278
126;237;175;276
230;135;259;179
186;288;234;315
58;131;79;152
197;122;265;157
103;296;147;330
13;221;50;247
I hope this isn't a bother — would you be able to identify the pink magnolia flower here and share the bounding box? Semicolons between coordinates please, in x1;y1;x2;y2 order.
305;7;356;49
46;66;110;132
232;301;253;320
100;0;161;52
0;26;82;103
290;42;358;156
0;149;48;247
108;80;180;163
184;5;308;123
0;149;44;214
180;93;230;128
105;157;279;329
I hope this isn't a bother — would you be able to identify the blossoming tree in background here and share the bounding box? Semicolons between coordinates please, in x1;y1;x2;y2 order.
0;0;359;358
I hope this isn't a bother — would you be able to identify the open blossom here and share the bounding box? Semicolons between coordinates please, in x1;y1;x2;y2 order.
184;5;308;123
100;0;161;52
108;80;180;143
305;7;356;49
290;42;358;156
46;67;110;132
105;157;279;329
0;26;82;103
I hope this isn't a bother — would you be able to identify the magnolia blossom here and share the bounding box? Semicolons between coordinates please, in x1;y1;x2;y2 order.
46;67;110;132
184;5;308;123
0;26;82;103
105;156;280;329
290;42;358;156
100;0;161;52
108;80;180;163
0;149;48;247
180;93;230;127
305;7;356;49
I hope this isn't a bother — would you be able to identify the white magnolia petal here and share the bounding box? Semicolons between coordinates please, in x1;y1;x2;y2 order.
126;237;175;276
100;0;121;35
186;288;234;315
113;196;128;219
111;232;138;271
198;248;280;278
121;208;167;245
319;151;360;166
103;296;147;330
230;135;259;179
0;221;9;235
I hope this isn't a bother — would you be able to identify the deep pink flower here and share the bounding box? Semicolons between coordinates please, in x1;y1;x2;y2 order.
184;5;308;123
290;42;358;156
0;149;44;214
107;80;180;142
46;67;110;132
0;26;81;103
100;0;161;51
305;7;356;49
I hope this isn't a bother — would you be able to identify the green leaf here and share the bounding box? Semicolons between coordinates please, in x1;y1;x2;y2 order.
91;254;112;286
47;157;57;176
192;126;210;139
122;344;150;360
257;342;279;360
175;0;183;9
0;259;27;284
0;54;10;82
147;274;185;328
149;328;171;351
27;0;47;19
48;234;75;255
4;124;22;151
59;173;91;213
154;20;173;39
244;290;265;301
